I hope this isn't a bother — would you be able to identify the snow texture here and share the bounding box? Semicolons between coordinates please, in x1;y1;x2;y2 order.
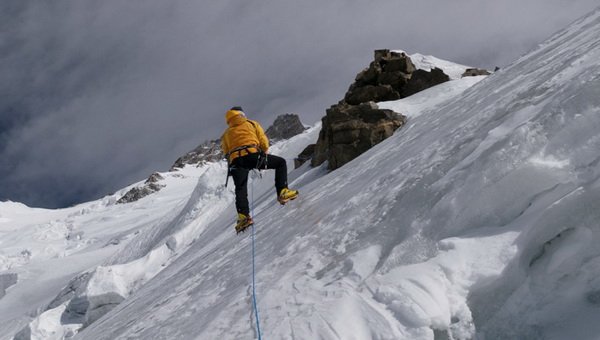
2;7;600;340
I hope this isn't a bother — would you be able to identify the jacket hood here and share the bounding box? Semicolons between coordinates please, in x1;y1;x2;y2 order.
226;109;245;125
227;112;248;127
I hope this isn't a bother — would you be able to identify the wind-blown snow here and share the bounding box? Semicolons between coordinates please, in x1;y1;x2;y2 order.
378;76;486;119
3;7;600;340
394;50;473;80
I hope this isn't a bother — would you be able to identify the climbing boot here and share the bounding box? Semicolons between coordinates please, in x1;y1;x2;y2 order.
277;188;299;205
235;213;253;234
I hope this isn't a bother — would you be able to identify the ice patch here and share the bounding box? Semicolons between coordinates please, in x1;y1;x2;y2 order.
529;155;570;169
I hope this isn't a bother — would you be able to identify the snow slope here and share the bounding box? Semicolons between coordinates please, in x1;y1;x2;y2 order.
3;6;600;339
78;8;600;340
393;50;473;80
0;166;211;337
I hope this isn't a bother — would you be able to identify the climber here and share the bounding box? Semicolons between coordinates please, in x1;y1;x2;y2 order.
221;106;298;233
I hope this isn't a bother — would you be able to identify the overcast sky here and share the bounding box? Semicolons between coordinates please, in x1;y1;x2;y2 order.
1;1;598;208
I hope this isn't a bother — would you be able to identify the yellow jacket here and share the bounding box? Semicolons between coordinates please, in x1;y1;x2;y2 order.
221;109;269;162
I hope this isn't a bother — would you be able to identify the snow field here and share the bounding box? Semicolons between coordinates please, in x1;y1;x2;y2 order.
0;167;210;337
5;9;600;338
73;64;500;339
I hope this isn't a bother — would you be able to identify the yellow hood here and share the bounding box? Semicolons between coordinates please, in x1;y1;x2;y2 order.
226;109;245;126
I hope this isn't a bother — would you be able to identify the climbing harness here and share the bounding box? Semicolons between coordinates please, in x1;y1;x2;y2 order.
224;144;261;187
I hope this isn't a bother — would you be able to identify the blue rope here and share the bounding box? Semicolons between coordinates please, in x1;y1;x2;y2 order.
250;178;263;340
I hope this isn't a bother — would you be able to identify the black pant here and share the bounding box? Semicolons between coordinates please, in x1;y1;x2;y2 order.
230;153;288;215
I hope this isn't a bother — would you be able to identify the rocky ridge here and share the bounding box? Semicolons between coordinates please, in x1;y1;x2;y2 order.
265;114;307;142
312;49;447;170
308;49;489;171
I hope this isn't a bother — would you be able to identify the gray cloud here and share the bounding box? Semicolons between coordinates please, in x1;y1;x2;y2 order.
1;0;598;208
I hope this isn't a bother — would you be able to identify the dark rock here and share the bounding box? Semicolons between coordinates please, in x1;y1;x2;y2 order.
170;139;223;170
382;55;416;73
401;67;450;97
311;102;406;170
116;172;165;204
311;128;329;167
462;68;491;77
265;114;306;142
373;50;416;74
309;49;453;171
377;71;410;89
345;84;401;105
295;144;316;169
343;49;448;106
145;172;164;184
355;66;379;85
0;273;18;299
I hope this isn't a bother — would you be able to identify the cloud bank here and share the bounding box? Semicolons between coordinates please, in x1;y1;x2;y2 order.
1;1;597;207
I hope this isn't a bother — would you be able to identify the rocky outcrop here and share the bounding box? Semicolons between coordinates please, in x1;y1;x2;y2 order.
344;49;450;105
311;49;441;170
116;172;165;204
311;102;406;170
265;114;306;142
170;139;223;170
295;144;316;169
462;68;491;77
401;67;450;97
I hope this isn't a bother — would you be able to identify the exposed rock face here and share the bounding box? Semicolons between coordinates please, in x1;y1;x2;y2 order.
401;67;450;97
295;144;316;169
116;172;165;204
312;49;445;170
170;139;223;170
462;67;491;77
311;102;406;169
265;114;306;142
344;50;414;105
344;49;450;105
345;84;401;106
